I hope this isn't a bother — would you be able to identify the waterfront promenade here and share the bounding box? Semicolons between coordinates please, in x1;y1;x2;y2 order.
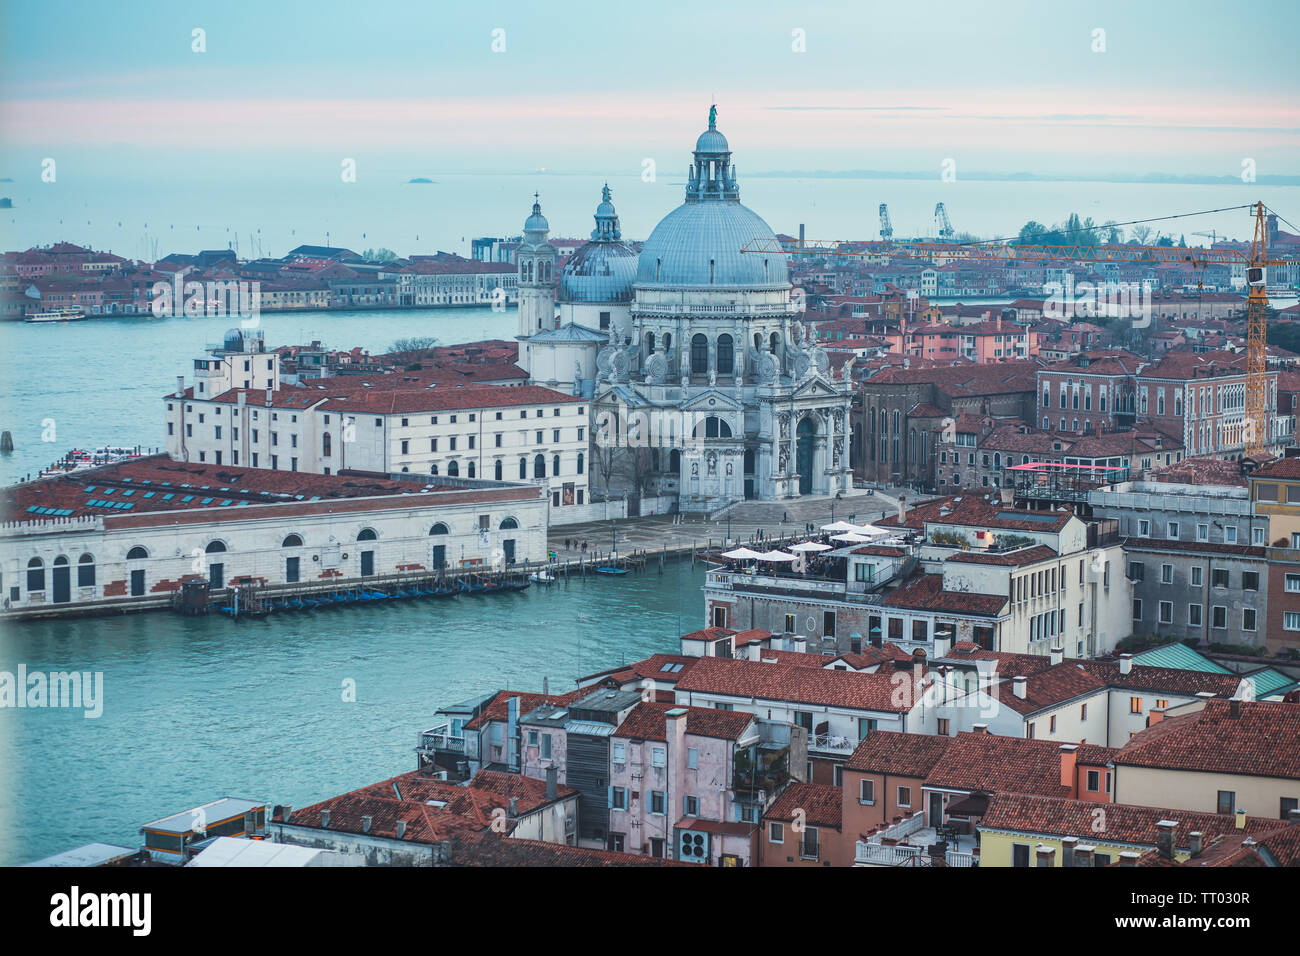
546;487;921;562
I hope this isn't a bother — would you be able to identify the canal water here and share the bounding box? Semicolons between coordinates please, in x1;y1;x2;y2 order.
0;562;706;864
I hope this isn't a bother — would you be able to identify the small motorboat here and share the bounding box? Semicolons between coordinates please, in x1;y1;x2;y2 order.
529;570;556;584
595;566;629;576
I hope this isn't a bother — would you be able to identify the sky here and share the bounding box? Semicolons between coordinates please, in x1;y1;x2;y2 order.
2;0;1298;183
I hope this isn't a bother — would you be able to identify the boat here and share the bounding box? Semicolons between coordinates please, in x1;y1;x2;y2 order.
25;309;88;323
529;570;556;584
595;566;630;576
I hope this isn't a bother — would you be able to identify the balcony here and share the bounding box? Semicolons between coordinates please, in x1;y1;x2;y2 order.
732;745;789;795
808;732;856;755
854;812;978;867
417;725;465;754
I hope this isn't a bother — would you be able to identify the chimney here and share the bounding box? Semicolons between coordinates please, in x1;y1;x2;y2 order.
1050;645;1063;666
933;634;952;659
320;809;331;828
545;765;558;802
264;386;272;408
1074;844;1095;867
1188;831;1204;858
1035;844;1056;867
1012;675;1027;699
508;797;519;819
542;676;549;695
1061;836;1078;868
799;223;805;245
176;374;185;398
361;815;372;834
1118;653;1133;675
1118;851;1141;866
972;723;989;734
897;495;907;526
1148;708;1165;726
1155;819;1177;860
395;820;407;839
1059;743;1078;790
1235;808;1246;830
1229;698;1242;719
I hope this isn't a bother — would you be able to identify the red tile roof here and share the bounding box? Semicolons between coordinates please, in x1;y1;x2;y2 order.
1115;699;1300;779
766;783;843;829
613;701;756;742
845;730;951;777
980;792;1282;851
946;545;1058;566
445;830;687;866
924;732;1075;798
881;573;1008;617
674;656;923;713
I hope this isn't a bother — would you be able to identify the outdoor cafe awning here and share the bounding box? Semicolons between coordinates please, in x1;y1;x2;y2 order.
721;547;764;560
789;541;832;553
757;550;798;562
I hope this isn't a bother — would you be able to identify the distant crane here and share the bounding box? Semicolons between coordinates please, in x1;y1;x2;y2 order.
879;203;894;241
1193;230;1227;245
934;203;955;242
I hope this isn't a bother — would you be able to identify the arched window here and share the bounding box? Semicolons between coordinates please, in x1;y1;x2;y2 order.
467;461;476;478
670;449;681;473
494;460;503;480
500;517;519;530
519;458;528;480
646;332;656;354
754;332;763;353
690;334;708;374
127;546;148;560
323;432;331;457
717;334;734;375
577;452;584;475
770;332;780;354
27;557;44;592
282;534;303;548
357;528;377;541
663;333;671;353
534;454;546;478
553;454;561;476
429;523;449;536
206;541;227;554
695;416;733;439
447;460;459;477
430;463;439;475
78;553;95;587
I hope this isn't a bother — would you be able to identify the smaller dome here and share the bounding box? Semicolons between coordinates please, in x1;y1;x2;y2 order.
222;328;244;351
695;128;729;154
524;202;549;233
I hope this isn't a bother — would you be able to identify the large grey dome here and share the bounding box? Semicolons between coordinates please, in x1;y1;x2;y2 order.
636;201;788;288
635;108;788;289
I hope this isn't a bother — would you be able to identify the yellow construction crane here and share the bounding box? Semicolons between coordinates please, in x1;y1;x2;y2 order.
742;202;1297;458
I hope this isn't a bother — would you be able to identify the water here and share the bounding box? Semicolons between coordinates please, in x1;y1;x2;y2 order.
0;306;517;484
0;563;706;864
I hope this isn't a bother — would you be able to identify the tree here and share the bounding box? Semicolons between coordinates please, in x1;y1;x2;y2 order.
1131;225;1154;245
1015;221;1050;245
1102;220;1124;244
390;336;439;354
363;248;400;263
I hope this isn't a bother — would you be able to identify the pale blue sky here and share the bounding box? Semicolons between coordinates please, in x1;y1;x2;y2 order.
2;0;1297;181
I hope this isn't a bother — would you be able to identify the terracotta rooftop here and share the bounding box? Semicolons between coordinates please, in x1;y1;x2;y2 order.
980;792;1282;852
881;573;1008;617
765;783;843;829
946;545;1058;567
613;701;756;742
844;730;951;777
1115;699;1300;779
444;830;687;866
924;732;1076;798
674;656;923;713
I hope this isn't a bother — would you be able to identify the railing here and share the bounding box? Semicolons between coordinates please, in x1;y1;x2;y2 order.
878;810;926;840
418;727;466;753
808;733;855;754
854;842;976;868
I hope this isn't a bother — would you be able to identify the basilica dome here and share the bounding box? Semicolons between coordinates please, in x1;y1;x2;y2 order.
559;184;638;304
635;108;788;290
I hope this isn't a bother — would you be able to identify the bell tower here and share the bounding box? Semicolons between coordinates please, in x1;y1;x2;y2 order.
517;194;556;339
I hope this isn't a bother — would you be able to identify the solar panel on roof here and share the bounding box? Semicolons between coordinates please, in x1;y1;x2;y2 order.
84;485;96;492
143;492;155;498
162;493;174;500
181;495;194;502
121;489;134;496
220;500;232;506
101;488;114;495
200;497;213;504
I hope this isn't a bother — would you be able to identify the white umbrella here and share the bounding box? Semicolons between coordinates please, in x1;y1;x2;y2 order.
721;547;764;560
832;532;874;543
790;541;832;552
758;550;798;562
821;520;860;533
850;523;889;537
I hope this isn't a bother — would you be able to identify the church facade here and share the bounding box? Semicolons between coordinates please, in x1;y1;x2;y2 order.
519;109;854;510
